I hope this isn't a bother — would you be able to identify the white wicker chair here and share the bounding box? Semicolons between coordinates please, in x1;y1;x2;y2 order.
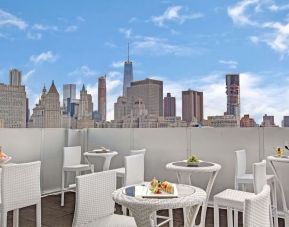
244;185;272;227
72;170;136;227
1;161;41;227
234;150;278;227
61;146;93;206
214;160;273;227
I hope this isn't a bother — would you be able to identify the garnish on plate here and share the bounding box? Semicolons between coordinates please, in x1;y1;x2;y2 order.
149;177;174;194
187;155;200;166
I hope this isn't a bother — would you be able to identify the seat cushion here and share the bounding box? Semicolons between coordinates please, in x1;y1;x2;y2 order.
214;189;255;210
113;168;125;177
81;214;136;227
63;164;91;172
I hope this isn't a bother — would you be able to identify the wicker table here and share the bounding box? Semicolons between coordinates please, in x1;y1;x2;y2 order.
113;184;206;227
83;151;118;171
166;160;221;227
268;155;289;226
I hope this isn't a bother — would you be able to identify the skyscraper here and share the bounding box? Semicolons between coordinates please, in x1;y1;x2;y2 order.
164;93;176;117
114;96;130;122
127;78;163;117
182;89;203;124
283;116;289;127
77;84;94;128
123;43;133;97
240;114;256;127
226;74;240;121
29;81;61;128
98;76;106;121
63;84;76;111
0;69;27;128
261;114;276;127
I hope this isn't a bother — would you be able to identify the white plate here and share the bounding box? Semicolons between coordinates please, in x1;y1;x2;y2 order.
144;184;178;198
0;156;12;166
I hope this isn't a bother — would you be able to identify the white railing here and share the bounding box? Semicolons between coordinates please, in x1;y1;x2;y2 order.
0;127;289;211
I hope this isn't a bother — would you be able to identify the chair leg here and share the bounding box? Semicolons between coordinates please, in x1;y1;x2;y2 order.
271;180;278;227
153;211;157;227
13;209;19;227
227;207;233;227
36;202;41;227
61;170;65;206
168;209;173;227
2;211;7;227
122;206;127;216
214;203;220;227
233;210;238;227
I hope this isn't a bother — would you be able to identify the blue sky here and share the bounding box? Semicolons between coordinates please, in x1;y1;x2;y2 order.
1;0;289;124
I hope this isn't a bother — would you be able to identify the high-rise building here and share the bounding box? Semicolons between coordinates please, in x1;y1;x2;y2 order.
9;69;22;86
226;74;240;122
261;114;276;127
164;93;176;117
29;81;61;128
283;116;289;127
240;114;257;127
63;84;76;111
123;43;133;96
0;69;27;128
127;78;163;117
98;76;106;121
114;96;130;122
26;98;30;127
182;89;203;124
77;84;94;128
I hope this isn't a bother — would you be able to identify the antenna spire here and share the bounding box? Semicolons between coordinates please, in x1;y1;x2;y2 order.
127;42;130;62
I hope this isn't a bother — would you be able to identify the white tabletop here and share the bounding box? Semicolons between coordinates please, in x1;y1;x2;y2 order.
84;151;118;158
166;160;221;173
267;155;289;163
113;184;206;227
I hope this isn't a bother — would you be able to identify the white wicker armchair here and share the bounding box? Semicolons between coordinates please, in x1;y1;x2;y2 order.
1;161;41;227
72;170;136;227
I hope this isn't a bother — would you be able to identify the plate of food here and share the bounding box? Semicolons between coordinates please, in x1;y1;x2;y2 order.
0;151;11;166
187;155;200;167
143;178;178;198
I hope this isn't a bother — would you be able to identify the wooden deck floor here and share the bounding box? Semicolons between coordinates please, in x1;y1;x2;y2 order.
6;192;285;227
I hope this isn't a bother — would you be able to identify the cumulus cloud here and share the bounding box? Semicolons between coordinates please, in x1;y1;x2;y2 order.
30;51;58;64
32;24;58;31
26;32;42;40
69;65;98;78
219;60;239;69
151;5;203;27
112;61;124;68
64;25;78;32
0;9;28;30
119;28;132;38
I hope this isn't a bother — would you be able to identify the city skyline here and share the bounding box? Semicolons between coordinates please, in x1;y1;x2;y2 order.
1;1;289;124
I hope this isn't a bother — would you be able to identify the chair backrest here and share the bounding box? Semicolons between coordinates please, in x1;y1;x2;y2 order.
253;160;267;194
234;149;247;177
124;154;144;186
72;170;116;226
1;161;41;212
130;148;146;156
63;146;81;167
244;185;271;227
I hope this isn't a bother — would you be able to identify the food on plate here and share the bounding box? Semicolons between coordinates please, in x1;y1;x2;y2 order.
187;155;200;165
275;147;284;157
150;177;174;194
0;148;8;160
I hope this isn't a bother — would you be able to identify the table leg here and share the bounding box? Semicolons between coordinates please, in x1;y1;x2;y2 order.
130;208;155;227
177;172;192;185
103;157;112;171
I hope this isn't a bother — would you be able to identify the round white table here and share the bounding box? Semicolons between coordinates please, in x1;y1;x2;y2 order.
83;151;118;171
166;160;221;227
267;155;289;226
113;184;206;227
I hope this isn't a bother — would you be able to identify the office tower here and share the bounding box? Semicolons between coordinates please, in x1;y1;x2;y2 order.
77;85;94;128
283;116;289;127
182;89;203;124
123;43;133;96
240;114;257;127
164;93;176;117
9;69;22;86
0;70;27;128
114;96;130;122
261;114;276;127
78;84;93;119
127;78;163;117
63;84;76;111
98;76;106;121
226;74;240;121
30;81;61;128
26;98;30;128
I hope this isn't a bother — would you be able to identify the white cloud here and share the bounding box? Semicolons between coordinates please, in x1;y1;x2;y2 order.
30;51;58;64
64;25;78;32
151;5;203;27
0;9;28;30
227;0;259;26
76;16;85;22
69;65;98;78
26;32;42;40
132;36;193;56
112;61;124;68
32;24;59;31
119;28;132;38
268;3;289;12
23;69;35;83
219;60;239;69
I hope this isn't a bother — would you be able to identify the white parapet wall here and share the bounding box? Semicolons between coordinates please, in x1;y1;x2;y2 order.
0;127;288;210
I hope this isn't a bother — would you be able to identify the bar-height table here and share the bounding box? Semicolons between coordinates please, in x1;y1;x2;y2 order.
84;150;118;171
166;160;221;227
